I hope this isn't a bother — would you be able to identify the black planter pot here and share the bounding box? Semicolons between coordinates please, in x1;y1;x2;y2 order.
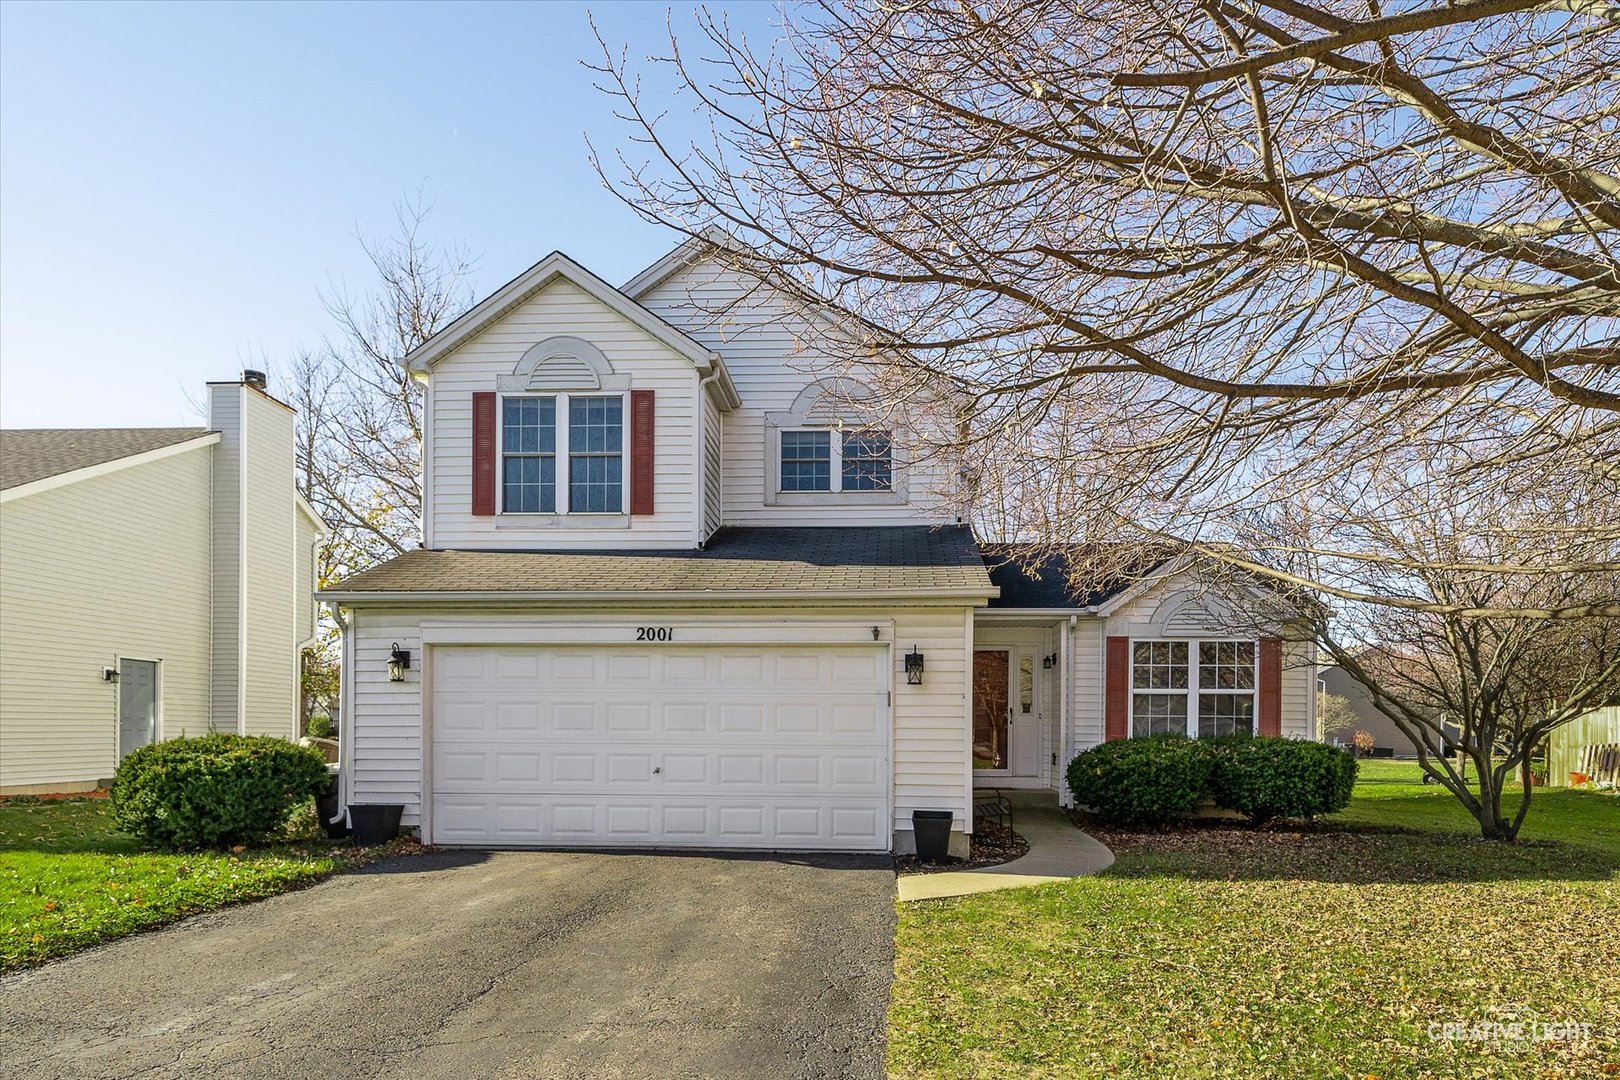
348;803;404;846
911;809;954;864
316;769;349;840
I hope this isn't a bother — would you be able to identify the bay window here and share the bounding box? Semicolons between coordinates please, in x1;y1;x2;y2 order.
1131;639;1257;738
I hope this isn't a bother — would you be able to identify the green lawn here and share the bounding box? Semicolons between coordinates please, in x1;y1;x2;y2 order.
890;762;1620;1079
0;797;399;971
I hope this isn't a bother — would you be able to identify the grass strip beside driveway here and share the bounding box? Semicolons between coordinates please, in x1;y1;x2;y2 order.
0;797;403;971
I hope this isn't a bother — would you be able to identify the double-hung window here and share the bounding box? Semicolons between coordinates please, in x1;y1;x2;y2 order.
778;428;892;493
1131;639;1257;738
500;393;624;514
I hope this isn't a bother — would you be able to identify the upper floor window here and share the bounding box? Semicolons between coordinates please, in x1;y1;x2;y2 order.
1131;639;1256;738
500;393;623;514
778;428;891;493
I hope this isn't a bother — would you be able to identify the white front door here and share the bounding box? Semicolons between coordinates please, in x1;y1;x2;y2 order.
428;643;891;851
118;658;158;760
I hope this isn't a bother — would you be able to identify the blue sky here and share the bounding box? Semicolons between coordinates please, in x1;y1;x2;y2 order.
0;1;780;427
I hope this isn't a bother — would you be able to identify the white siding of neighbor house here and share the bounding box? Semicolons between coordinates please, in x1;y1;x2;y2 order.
240;390;301;739
636;258;955;528
0;446;215;790
209;386;242;733
296;508;321;649
1063;578;1317;759
425;278;703;550
343;602;974;849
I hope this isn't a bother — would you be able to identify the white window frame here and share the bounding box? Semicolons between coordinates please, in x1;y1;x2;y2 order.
1128;638;1258;738
776;426;893;494
496;391;629;516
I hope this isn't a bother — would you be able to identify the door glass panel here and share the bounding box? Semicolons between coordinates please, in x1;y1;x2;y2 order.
1019;656;1034;714
973;650;1010;770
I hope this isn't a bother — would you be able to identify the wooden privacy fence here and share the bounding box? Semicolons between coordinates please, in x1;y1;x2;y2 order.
1545;707;1620;786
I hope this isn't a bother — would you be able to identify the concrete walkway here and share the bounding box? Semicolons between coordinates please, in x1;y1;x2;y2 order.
897;800;1114;902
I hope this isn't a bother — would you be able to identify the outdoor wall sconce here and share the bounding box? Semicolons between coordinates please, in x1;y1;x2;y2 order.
387;643;411;683
102;666;119;683
904;647;925;685
1042;652;1058;669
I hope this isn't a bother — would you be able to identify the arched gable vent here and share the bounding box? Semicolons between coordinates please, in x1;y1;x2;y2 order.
496;336;629;392
1154;590;1245;636
783;376;877;426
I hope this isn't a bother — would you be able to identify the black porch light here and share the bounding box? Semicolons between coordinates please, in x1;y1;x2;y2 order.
387;643;411;682
904;646;925;685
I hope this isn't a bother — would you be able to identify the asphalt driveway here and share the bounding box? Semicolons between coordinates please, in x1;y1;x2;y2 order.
0;848;895;1079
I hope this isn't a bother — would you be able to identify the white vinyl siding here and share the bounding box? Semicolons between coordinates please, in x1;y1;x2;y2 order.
344;603;974;847
425;278;701;549
0;448;214;790
209;387;242;733
701;393;723;538
1062;579;1317;764
636;259;953;527
240;390;300;738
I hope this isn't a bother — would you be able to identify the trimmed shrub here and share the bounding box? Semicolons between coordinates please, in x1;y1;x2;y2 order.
111;734;331;850
1065;736;1214;825
1208;736;1359;824
305;714;336;740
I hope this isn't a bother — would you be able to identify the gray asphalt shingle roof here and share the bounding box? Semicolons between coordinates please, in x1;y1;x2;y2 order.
0;428;211;491
981;544;1169;609
322;525;994;597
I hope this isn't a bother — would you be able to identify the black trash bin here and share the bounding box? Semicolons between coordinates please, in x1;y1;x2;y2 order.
316;768;349;840
348;804;405;846
912;809;954;864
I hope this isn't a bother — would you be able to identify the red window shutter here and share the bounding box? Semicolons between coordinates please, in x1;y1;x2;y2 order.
1105;636;1130;741
630;389;655;516
1258;637;1283;736
472;392;496;516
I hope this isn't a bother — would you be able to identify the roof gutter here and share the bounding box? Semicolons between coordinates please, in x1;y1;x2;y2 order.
317;585;1000;605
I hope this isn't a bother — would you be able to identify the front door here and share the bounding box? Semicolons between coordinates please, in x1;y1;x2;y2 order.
118;659;158;760
972;649;1011;771
974;648;1042;777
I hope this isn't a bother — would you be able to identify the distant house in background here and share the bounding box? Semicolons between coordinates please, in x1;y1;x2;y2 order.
0;372;326;794
1318;665;1420;757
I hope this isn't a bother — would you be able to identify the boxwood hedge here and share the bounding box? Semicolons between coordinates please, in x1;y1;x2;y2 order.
111;733;330;850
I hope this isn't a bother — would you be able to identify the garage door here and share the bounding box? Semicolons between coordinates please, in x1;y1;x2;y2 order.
429;643;890;850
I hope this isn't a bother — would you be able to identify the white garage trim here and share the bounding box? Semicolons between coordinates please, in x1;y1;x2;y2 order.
421;637;894;851
419;616;894;647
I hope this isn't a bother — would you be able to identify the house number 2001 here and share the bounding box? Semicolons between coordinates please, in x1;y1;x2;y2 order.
635;627;674;642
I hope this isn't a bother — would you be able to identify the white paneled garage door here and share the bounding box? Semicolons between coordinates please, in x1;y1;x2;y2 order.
429;643;890;850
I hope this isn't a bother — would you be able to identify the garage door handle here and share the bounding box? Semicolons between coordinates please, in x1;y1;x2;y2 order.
653;766;661;774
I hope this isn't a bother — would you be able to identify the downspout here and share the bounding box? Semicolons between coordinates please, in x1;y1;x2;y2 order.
1060;615;1076;807
325;600;351;830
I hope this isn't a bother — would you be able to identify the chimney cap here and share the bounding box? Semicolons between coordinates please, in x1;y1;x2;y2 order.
242;369;268;390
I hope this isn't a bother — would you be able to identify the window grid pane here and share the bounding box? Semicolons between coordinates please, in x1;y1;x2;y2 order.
1132;640;1188;689
502;397;556;513
1198;640;1256;690
1198;693;1255;738
781;430;832;492
567;396;623;513
841;430;892;491
1132;693;1188;737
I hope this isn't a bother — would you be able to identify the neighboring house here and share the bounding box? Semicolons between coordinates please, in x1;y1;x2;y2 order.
0;373;326;794
1318;665;1422;757
319;234;1317;855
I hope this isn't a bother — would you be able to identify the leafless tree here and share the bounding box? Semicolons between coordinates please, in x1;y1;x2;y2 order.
589;0;1620;615
592;1;1620;837
289;195;474;580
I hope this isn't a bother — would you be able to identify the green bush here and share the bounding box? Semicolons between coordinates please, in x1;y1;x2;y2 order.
1208;737;1359;824
1065;736;1214;825
305;714;336;740
111;734;331;850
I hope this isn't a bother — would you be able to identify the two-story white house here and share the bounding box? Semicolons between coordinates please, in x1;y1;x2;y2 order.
320;233;1317;855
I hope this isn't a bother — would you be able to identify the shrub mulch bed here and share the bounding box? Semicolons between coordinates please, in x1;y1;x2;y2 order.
895;822;1029;874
